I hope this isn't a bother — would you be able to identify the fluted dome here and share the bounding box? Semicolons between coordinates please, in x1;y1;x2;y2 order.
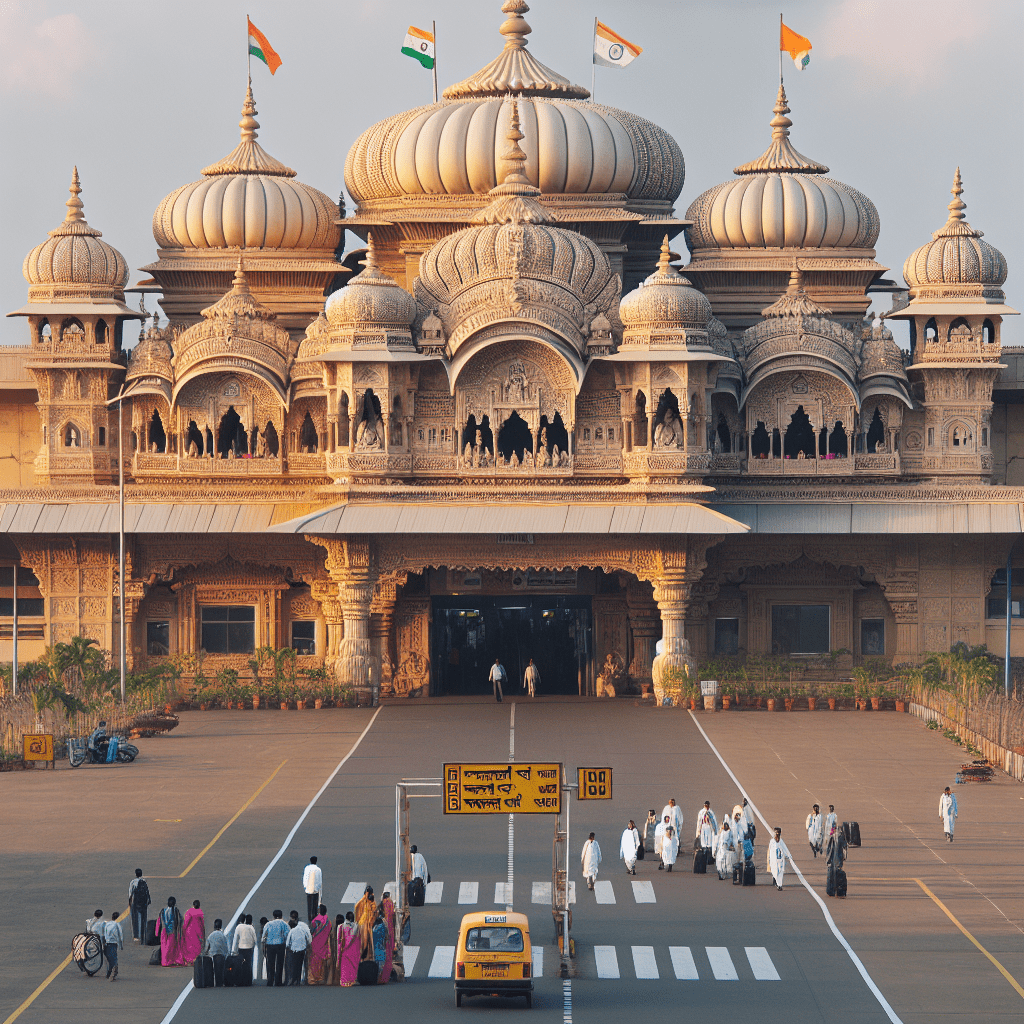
685;86;878;252
620;238;712;328
325;238;417;328
345;3;682;204
903;169;1007;290
23;169;129;298
153;84;339;251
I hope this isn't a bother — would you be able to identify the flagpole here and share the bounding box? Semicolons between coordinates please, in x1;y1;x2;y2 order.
779;13;783;85
432;19;438;103
247;14;251;81
591;16;597;100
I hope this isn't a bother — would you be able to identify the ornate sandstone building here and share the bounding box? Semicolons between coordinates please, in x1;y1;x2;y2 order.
0;1;1020;699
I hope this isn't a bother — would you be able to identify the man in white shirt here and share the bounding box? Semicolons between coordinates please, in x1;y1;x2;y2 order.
103;911;124;981
205;918;229;987
581;832;602;890
695;801;717;854
87;909;105;934
939;786;958;842
489;658;506;703
619;820;640;875
662;799;684;837
302;856;323;921
806;804;824;858
824;804;838;842
231;913;258;979
285;918;312;985
411;844;429;882
767;827;792;890
523;659;540;697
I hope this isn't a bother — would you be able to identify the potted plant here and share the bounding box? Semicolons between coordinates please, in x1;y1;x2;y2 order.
806;685;818;711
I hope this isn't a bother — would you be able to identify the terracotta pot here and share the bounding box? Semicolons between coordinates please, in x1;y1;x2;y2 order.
721;695;731;710
199;703;209;711
860;699;871;711
870;697;881;711
314;699;323;710
766;697;777;712
895;700;906;713
296;700;305;710
689;697;698;711
280;702;289;711
703;695;716;712
828;698;836;710
784;697;795;712
807;696;817;711
164;703;173;715
252;696;260;710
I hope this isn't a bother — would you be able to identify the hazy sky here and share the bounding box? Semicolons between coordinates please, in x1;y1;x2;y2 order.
1;0;1021;347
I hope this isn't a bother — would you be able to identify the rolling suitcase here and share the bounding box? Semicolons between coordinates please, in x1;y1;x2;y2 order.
836;868;848;898
842;821;861;847
357;959;379;986
826;863;836;897
732;863;742;885
692;848;707;874
408;877;425;907
145;919;159;946
224;954;251;987
742;862;756;886
193;955;214;989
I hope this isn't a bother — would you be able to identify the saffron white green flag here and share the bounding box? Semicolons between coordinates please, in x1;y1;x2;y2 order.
402;25;435;69
593;21;642;68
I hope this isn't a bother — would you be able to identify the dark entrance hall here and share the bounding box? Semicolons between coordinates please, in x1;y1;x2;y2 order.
430;596;592;696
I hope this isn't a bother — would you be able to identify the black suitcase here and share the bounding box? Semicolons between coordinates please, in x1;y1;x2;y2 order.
732;863;742;885
224;954;251;987
842;821;861;847
357;959;379;986
145;919;159;946
742;862;756;887
826;863;836;897
836;868;848;898
408;877;425;907
193;955;214;989
692;848;707;874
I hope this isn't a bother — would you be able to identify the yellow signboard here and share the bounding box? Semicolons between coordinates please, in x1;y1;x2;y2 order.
577;767;613;800
443;762;562;814
23;734;54;763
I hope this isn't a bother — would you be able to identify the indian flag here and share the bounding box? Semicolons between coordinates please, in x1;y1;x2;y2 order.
247;17;282;75
593;21;642;68
402;25;435;69
780;22;812;70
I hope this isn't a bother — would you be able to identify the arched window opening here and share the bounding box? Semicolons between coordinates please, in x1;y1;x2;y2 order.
982;427;989;447
249;425;260;454
217;405;242;458
60;317;85;340
338;393;350;446
716;413;731;453
390;394;404;446
185;420;204;456
949;317;971;337
783;405;816;459
634;391;648;447
63;423;81;448
927;427;934;447
148;409;166;453
828;421;848;457
264;421;280;457
983;319;996;345
497;410;532;463
95;320;107;347
866;408;885;453
818;426;828;457
752;422;770;458
205;426;214;456
98;426;106;447
951;424;971;449
924;318;938;343
540;412;569;457
130;430;138;452
299;411;318;453
461;414;494;459
38;320;51;342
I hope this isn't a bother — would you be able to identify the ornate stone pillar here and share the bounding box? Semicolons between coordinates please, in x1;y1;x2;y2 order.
650;573;695;705
626;580;660;693
371;574;403;697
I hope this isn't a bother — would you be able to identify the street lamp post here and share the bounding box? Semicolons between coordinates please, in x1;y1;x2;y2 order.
106;387;128;703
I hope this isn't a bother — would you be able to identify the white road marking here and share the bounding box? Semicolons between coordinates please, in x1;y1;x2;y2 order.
424;881;444;903
568;881;576;904
458;881;479;904
706;946;738;980
669;946;699;980
594;945;620;979
494;881;512;904
340;882;366;904
532;945;543;978
745;946;780;980
532;881;551;904
428;945;456;978
594;880;615;903
403;945;420;976
631;945;659;979
631;880;656;903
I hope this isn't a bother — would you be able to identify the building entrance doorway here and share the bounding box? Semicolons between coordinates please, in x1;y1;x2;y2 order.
430;596;592;696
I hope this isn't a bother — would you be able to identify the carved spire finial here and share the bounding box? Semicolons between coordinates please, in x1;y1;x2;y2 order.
932;167;981;239
499;100;532;187
239;78;259;144
200;80;295;177
499;0;532;50
362;232;379;271
770;84;793;142
656;236;673;275
231;255;250;293
733;85;828;175
947;166;966;222
66;166;85;223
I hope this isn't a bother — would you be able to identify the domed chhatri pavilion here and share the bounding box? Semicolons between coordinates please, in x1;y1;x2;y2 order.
1;1;1022;701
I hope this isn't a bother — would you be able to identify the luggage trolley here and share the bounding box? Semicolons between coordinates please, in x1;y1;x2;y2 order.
72;932;104;976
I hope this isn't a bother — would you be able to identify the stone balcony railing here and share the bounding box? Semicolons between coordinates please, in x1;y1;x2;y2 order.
746;452;900;475
132;453;285;477
623;450;712;476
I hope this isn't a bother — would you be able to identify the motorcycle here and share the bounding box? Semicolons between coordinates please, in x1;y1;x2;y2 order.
68;733;138;767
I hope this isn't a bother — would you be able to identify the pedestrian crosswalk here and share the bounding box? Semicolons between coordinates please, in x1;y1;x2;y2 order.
397;944;782;982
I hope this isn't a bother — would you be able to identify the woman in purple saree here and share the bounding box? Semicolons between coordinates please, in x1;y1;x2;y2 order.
307;905;332;984
337;911;360;986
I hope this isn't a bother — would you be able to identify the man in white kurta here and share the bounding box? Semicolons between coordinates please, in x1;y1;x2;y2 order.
661;800;684;838
939;787;958;842
824;805;838;842
695;801;718;852
523;659;540;697
620;821;640;875
767;828;792;890
654;816;669;865
661;826;679;871
713;821;736;879
805;804;824;858
581;832;602;890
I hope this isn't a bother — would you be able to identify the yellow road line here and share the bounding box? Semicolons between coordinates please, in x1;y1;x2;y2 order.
855;876;1024;1000
179;758;287;877
4;759;288;1024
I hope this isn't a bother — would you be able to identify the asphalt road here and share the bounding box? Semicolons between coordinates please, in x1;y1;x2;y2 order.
4;700;1022;1024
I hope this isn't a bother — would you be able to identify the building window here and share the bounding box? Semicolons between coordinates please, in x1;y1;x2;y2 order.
771;604;830;655
98;426;106;446
982;427;988;446
0;566;44;617
147;620;170;656
927;427;934;447
583;427;591;441
987;568;1024;618
418;428;424;442
608;427;614;442
200;606;255;654
714;618;739;655
428;427;437;445
861;618;885;656
291;620;316;655
595;427;603;441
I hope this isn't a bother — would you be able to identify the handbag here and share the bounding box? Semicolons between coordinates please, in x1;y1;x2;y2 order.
149;947;162;966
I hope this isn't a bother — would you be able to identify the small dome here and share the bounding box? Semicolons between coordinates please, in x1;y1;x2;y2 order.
325;237;417;328
903;169;1007;290
860;319;907;381
620;238;712;328
127;315;174;380
685;86;878;251
23;169;128;295
153;84;339;251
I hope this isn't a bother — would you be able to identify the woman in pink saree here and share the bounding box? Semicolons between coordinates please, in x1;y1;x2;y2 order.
180;900;205;966
307;904;332;984
155;897;185;966
378;892;397;984
337;911;360;986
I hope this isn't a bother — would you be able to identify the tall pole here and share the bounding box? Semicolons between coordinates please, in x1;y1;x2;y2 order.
779;13;783;85
1005;552;1012;698
118;393;126;703
12;559;18;698
432;20;438;104
591;17;597;100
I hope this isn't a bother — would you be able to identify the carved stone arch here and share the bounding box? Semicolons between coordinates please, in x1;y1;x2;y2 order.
61;419;85;448
174;372;285;452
